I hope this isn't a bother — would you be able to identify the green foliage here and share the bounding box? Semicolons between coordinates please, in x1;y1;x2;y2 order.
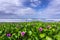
46;36;52;40
0;22;59;40
39;33;46;38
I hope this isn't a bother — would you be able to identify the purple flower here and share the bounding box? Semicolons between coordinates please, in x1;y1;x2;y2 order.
39;27;43;32
21;32;25;37
6;33;12;37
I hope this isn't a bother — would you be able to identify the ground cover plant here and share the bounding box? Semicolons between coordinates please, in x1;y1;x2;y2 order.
0;21;60;40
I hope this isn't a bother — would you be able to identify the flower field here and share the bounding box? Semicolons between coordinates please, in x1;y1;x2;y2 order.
0;21;60;40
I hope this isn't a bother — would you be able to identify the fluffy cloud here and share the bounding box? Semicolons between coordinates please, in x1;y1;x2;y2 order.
30;0;41;7
0;0;37;15
38;0;60;19
14;8;36;15
0;19;27;22
0;0;60;22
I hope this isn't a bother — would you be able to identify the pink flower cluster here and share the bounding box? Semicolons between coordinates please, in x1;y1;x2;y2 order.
21;32;26;37
39;27;43;32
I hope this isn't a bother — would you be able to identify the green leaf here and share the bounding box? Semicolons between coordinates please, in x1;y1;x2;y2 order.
28;31;32;36
28;38;31;40
12;33;16;35
55;35;60;40
0;31;2;34
39;33;45;38
55;33;60;40
44;29;47;31
35;37;39;40
52;28;55;32
46;36;52;40
0;38;3;40
15;35;18;38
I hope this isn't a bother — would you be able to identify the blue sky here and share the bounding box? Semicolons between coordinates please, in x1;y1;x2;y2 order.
0;0;60;22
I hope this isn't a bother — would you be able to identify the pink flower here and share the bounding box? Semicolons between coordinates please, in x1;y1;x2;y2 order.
39;27;43;32
21;32;25;37
6;33;12;37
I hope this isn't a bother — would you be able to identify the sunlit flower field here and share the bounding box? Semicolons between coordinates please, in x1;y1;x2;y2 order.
0;21;60;40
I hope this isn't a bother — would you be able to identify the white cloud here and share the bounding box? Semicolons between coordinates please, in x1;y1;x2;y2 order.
0;19;26;22
30;0;41;7
14;8;36;15
30;0;38;2
0;0;36;15
0;0;60;22
38;0;60;19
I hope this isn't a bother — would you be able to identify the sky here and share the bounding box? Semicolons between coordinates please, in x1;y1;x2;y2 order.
0;0;60;22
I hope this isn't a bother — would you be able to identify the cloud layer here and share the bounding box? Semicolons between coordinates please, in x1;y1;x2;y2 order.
0;0;60;21
0;0;36;15
38;0;60;19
